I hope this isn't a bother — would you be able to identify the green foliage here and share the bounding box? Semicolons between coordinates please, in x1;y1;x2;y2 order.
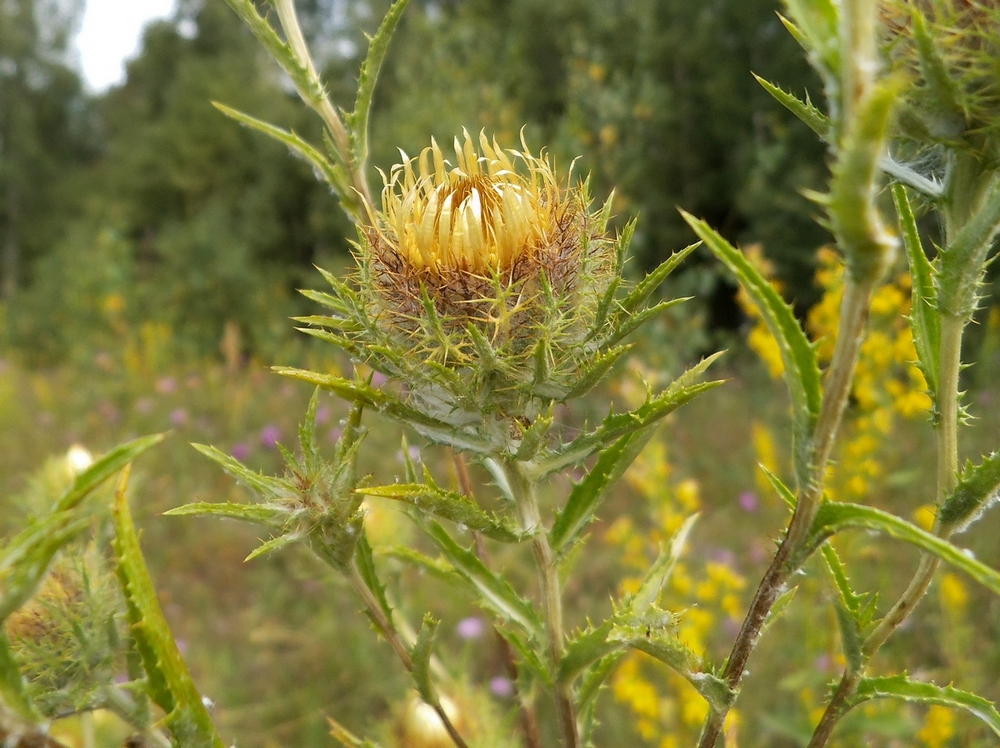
849;675;1000;737
113;470;225;748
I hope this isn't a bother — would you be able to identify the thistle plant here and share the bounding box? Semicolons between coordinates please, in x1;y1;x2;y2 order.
4;0;1000;746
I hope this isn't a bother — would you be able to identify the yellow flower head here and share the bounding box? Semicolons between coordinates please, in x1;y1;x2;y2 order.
372;130;574;276
366;130;584;285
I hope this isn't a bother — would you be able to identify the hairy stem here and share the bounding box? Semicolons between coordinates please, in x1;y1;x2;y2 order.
272;0;372;208
807;309;966;746
348;560;470;748
455;452;542;748
698;276;877;748
508;461;578;748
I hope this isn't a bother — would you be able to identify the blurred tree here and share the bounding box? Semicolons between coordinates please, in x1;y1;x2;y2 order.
0;0;91;300
371;0;829;311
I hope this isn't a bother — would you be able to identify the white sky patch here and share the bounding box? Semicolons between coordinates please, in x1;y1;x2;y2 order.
76;0;178;92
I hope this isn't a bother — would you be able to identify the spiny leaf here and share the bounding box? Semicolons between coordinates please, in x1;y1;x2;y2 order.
624;514;699;614
549;428;663;552
820;544;873;672
938;451;1000;532
563;344;633;400
592;218;633;331
423;521;543;640
377;545;456;583
358;483;524;543
190;443;294;500
213;103;350;198
683;210;820;485
828;75;905;283
910;9;966;133
892;183;940;398
515;407;554;461
558;620;617;684
539;352;724;476
348;0;412;171
244;533;300;562
754;74;830;139
616;241;700;318
163;501;287;528
850;675;1000;737
779;0;840;87
354;533;392;622
112;469;225;748
608;622;733;712
328;717;385;748
411;614;439;705
808;502;1000;597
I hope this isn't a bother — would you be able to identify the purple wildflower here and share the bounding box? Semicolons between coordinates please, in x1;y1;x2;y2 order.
156;377;177;394
260;424;282;449
738;491;759;513
456;616;486;640
169;408;189;427
315;405;332;425
489;676;514;698
231;443;251;461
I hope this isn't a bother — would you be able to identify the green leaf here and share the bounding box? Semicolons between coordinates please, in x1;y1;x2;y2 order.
850;675;1000;737
559;620;618;684
892;183;940;398
378;545;456;583
910;10;966;134
624;514;698;613
682;210;820;485
411;614;439;705
938;451;1000;532
609;619;733;713
328;716;385;748
754;74;830;139
163;501;287;528
57;433;167;512
348;0;412;171
354;533;392;621
539;352;724;476
820;544;873;672
515;407;554;461
213;103;350;199
760;465;797;510
577;651;626;717
549;427;665;552
423;521;543;641
617;242;700;318
273;368;492;454
808;502;1000;597
779;0;840;88
563;344;633;400
112;471;225;748
358;481;524;543
244;533;300;562
190;443;294;500
592;217;633;332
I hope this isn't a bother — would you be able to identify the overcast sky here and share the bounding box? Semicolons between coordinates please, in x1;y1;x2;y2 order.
75;0;178;92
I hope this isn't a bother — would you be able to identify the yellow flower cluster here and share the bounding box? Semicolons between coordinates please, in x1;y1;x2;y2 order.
603;438;745;745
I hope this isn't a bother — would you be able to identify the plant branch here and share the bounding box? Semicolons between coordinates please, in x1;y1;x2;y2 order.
698;275;879;748
455;452;542;748
507;460;578;748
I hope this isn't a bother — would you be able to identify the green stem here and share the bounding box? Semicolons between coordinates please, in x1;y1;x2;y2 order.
348;560;470;748
806;284;967;748
272;0;372;208
698;276;878;748
508;461;578;748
